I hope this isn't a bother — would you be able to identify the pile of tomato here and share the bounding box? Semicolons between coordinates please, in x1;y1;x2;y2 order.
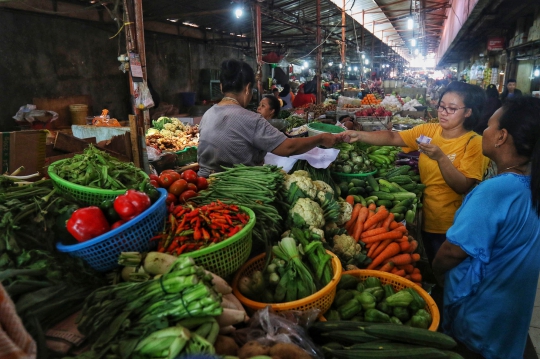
149;169;208;205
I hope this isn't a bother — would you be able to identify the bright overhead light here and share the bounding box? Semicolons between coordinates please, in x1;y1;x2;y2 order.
364;59;369;65
328;62;333;66
411;38;417;47
339;64;343;68
347;67;352;71
535;68;540;77
354;66;358;71
235;8;243;18
414;49;419;55
304;61;309;68
362;54;365;59
407;17;414;30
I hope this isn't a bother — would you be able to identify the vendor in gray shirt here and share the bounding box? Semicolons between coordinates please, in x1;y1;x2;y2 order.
198;59;345;177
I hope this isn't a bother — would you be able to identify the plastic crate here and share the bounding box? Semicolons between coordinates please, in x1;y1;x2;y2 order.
176;146;198;166
56;188;168;272
341;270;439;331
232;251;342;316
180;206;255;278
331;169;377;183
48;159;149;206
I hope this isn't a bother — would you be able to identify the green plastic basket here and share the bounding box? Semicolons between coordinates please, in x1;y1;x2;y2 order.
176;146;198;166
47;159;148;206
331;169;377;183
180;206;255;278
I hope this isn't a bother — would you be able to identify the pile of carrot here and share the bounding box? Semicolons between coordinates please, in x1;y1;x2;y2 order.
344;203;422;285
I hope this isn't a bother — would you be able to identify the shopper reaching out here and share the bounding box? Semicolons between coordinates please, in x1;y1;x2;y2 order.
342;82;489;263
432;96;540;358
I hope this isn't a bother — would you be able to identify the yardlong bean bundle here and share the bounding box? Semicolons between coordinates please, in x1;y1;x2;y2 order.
193;165;287;250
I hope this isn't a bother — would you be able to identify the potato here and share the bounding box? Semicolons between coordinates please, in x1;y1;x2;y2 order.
268;343;312;359
238;340;270;359
214;335;239;356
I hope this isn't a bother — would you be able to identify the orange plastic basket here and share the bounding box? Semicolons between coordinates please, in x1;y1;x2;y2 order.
232;250;342;316
340;270;439;331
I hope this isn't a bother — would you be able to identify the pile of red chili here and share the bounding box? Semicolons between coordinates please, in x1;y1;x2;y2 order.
155;201;249;255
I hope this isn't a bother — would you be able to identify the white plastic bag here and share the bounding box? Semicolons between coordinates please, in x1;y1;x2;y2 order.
134;81;155;110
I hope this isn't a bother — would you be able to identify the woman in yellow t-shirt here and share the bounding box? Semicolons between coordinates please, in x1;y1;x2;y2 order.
343;82;489;263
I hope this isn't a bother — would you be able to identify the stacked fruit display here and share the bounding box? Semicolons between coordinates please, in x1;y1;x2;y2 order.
361;94;381;105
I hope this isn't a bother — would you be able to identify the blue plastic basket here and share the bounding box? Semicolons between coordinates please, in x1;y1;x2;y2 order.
56;188;168;272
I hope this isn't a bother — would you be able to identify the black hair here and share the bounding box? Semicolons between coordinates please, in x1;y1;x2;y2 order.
498;96;540;216
339;115;352;122
272;88;279;93
485;84;499;99
279;84;291;97
263;95;280;118
439;81;486;131
506;78;517;84
219;59;255;94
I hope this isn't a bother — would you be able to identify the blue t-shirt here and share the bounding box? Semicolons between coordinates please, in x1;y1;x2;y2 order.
443;173;540;359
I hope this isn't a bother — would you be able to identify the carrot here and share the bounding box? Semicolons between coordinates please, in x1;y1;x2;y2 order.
410;272;422;282
389;221;404;230
405;274;412;281
365;242;373;249
411;253;421;262
352;207;370;242
368;203;376;211
393;225;408;234
361;230;403;244
363;208;389;230
398;264;415;274
391;266;399;274
345;195;355;207
370;237;394;259
399;241;411;252
346;204;362;229
396;235;409;242
382;213;395;230
378;261;395;273
386;253;413;266
367;241;380;258
407;240;418;253
361;227;388;239
412;267;421;274
394;269;406;277
375;221;383;228
367;242;401;269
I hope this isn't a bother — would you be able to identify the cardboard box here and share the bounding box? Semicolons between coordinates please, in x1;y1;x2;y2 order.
0;130;47;176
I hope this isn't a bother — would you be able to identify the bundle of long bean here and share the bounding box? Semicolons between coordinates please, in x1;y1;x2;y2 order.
74;257;222;359
193;165;287;250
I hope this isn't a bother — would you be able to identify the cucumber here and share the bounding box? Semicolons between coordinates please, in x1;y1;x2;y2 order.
415;184;426;191
441;350;465;359
390;206;408;214
387;175;413;184
364;324;458;349
311;321;375;333
376;200;394;207
394;213;404;222
321;330;381;345
371;191;395;200
401;183;417;191
351;179;367;187
353;195;367;207
327;348;448;359
407;170;417;176
348;341;431;350
405;210;415;224
411;175;421;182
366;175;380;191
349;187;366;195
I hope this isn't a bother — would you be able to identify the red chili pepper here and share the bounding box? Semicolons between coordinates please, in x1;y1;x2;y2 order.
113;189;151;221
67;207;111;242
176;244;188;255
201;228;210;241
173;207;187;217
225;215;234;226
193;227;202;241
184;208;200;219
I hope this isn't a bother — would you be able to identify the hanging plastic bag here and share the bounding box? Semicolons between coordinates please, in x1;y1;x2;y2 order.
134;81;155;110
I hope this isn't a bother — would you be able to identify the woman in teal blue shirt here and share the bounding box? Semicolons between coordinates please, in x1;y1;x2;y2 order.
433;96;540;359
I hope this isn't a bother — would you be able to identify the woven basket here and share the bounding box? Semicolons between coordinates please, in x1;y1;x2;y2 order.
69;104;88;125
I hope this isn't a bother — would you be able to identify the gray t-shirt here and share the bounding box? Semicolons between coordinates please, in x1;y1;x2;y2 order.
197;104;287;177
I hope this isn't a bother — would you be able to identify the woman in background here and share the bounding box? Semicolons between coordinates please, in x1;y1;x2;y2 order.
257;95;280;121
433;96;540;358
474;84;501;134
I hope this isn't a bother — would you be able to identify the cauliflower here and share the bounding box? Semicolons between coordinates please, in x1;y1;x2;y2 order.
284;171;317;203
313;180;334;203
159;129;172;137
309;226;326;242
170;118;182;127
332;234;361;260
146;128;159;136
289;198;325;229
163;123;175;131
336;201;353;226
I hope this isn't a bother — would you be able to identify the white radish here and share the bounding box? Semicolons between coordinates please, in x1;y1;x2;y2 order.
205;270;232;295
221;296;239;310
215;308;249;327
218;325;236;335
223;293;246;313
143;252;178;275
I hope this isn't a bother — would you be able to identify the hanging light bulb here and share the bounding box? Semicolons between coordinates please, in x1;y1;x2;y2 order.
354;66;358;71
364;59;369;65
347;67;352;71
339;64;343;68
362;54;365;59
235;8;243;18
535;68;540;77
407;17;414;30
328;61;333;66
414;49;419;55
304;61;309;68
411;38;417;47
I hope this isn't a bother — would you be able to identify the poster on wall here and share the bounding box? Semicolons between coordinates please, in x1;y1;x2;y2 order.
487;38;505;51
129;52;144;82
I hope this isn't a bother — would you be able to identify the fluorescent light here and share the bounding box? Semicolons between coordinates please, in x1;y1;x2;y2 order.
347;67;352;71
182;22;199;27
414;49;419;55
535;69;540;77
362;54;365;59
411;38;417;47
304;61;309;68
354;66;358;71
235;8;243;18
407;18;414;30
328;62;333;66
339;64;343;68
364;59;369;65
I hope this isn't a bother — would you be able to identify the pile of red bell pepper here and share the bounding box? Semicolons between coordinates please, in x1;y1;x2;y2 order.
149;169;208;206
66;188;156;243
154;201;249;255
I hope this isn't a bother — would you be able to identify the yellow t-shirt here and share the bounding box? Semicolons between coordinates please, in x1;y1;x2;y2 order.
399;123;488;233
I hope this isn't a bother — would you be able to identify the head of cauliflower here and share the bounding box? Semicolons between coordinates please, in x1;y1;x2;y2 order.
289;198;325;229
284;171;317;200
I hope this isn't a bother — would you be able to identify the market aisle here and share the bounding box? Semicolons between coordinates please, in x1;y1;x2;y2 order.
530;278;540;357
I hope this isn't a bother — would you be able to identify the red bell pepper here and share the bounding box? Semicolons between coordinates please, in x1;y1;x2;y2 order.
67;207;110;242
113;189;151;221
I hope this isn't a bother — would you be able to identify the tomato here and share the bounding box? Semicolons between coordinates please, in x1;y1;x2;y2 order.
179;190;198;202
165;192;178;206
111;220;125;229
187;183;198;192
150;179;160;188
181;169;198;184
196;177;208;191
149;174;160;182
158;173;175;188
169;179;188;196
168;172;181;182
160;169;176;173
